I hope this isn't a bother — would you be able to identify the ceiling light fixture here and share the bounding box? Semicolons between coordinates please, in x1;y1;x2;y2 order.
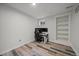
32;3;36;5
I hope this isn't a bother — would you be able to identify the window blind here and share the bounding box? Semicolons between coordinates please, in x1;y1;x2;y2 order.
56;15;69;40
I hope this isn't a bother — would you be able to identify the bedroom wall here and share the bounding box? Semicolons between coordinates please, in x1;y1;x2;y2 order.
70;10;79;55
45;17;56;41
0;4;36;54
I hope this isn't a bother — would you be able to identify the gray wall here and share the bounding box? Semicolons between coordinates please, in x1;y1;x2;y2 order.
70;11;79;55
0;5;36;54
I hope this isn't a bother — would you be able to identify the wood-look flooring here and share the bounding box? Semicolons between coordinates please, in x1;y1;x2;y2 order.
1;41;76;56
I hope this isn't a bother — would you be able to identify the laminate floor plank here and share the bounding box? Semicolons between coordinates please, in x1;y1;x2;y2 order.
1;41;76;56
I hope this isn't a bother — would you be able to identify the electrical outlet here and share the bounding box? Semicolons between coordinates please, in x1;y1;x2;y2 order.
19;39;21;42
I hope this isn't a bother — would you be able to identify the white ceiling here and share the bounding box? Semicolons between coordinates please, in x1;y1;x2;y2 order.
6;3;76;19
